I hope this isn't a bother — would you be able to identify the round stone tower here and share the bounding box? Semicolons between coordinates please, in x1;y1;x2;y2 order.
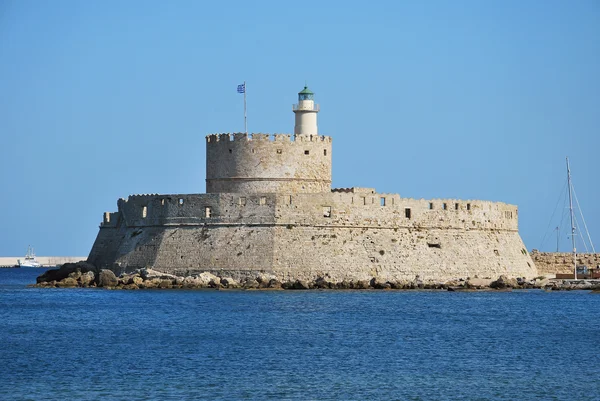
293;86;319;135
205;86;332;194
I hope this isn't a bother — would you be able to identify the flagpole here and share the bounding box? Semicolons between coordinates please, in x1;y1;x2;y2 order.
244;81;247;134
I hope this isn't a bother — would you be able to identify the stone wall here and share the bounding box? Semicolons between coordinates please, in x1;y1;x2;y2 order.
530;250;600;276
88;191;536;281
272;226;533;282
205;133;332;194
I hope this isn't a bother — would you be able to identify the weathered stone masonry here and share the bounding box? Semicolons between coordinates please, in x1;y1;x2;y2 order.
530;251;600;276
88;86;538;281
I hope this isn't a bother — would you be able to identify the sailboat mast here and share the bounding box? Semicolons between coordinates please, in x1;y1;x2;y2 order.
566;157;577;279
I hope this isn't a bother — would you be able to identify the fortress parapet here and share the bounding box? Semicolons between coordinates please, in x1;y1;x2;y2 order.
100;192;519;232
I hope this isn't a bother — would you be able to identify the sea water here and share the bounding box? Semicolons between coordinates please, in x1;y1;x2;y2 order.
0;268;599;401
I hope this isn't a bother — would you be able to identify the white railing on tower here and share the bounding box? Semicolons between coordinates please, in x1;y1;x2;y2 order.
292;104;320;112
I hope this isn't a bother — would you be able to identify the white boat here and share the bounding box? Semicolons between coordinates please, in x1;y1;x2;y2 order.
17;246;42;268
565;158;595;279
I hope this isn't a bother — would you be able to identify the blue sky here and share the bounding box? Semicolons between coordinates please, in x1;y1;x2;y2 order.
1;0;598;256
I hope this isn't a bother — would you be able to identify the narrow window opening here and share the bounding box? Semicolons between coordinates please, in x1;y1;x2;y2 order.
405;208;411;219
228;149;232;153
467;203;471;211
239;197;246;206
288;195;292;205
142;206;147;218
429;202;434;210
443;203;447;210
455;203;459;210
380;197;386;207
205;207;212;218
362;197;367;205
304;150;310;155
323;206;332;218
251;149;255;153
179;198;184;206
324;149;327;156
259;196;266;205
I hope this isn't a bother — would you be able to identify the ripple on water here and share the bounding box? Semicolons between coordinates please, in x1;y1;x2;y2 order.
0;269;599;400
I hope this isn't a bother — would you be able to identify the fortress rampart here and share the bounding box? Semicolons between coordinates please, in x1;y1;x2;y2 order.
206;133;332;194
88;190;532;281
530;251;600;276
87;85;537;283
98;192;519;232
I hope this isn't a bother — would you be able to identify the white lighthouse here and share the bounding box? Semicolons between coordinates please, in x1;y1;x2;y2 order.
293;86;319;136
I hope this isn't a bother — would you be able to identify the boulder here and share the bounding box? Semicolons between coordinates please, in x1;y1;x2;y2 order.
56;277;79;288
445;280;461;288
423;281;444;290
79;271;96;286
158;279;172;289
335;281;351;289
387;281;402;289
467;278;493;289
182;276;203;288
36;261;96;283
122;284;139;290
355;280;371;289
220;277;239;288
267;278;282;289
208;278;222;289
314;277;333;289
370;277;391;289
140;280;156;289
241;278;260;289
256;273;277;285
197;272;220;287
533;277;550;288
490;275;519;289
289;280;310;290
68;271;82;281
118;272;139;285
140;268;178;281
97;269;119;288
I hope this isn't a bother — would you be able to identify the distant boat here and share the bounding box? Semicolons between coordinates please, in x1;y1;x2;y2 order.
17;245;42;268
565;157;595;279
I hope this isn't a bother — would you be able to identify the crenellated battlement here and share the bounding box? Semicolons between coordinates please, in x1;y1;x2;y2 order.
105;191;519;232
206;131;333;194
206;133;332;143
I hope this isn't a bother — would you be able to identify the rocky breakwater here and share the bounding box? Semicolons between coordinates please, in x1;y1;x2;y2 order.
32;264;600;291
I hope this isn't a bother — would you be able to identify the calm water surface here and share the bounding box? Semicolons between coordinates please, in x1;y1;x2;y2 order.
1;268;599;400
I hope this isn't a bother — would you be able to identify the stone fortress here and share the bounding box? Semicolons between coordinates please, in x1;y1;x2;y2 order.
88;86;538;282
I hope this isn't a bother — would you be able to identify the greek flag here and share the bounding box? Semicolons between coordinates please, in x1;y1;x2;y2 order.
237;83;245;93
